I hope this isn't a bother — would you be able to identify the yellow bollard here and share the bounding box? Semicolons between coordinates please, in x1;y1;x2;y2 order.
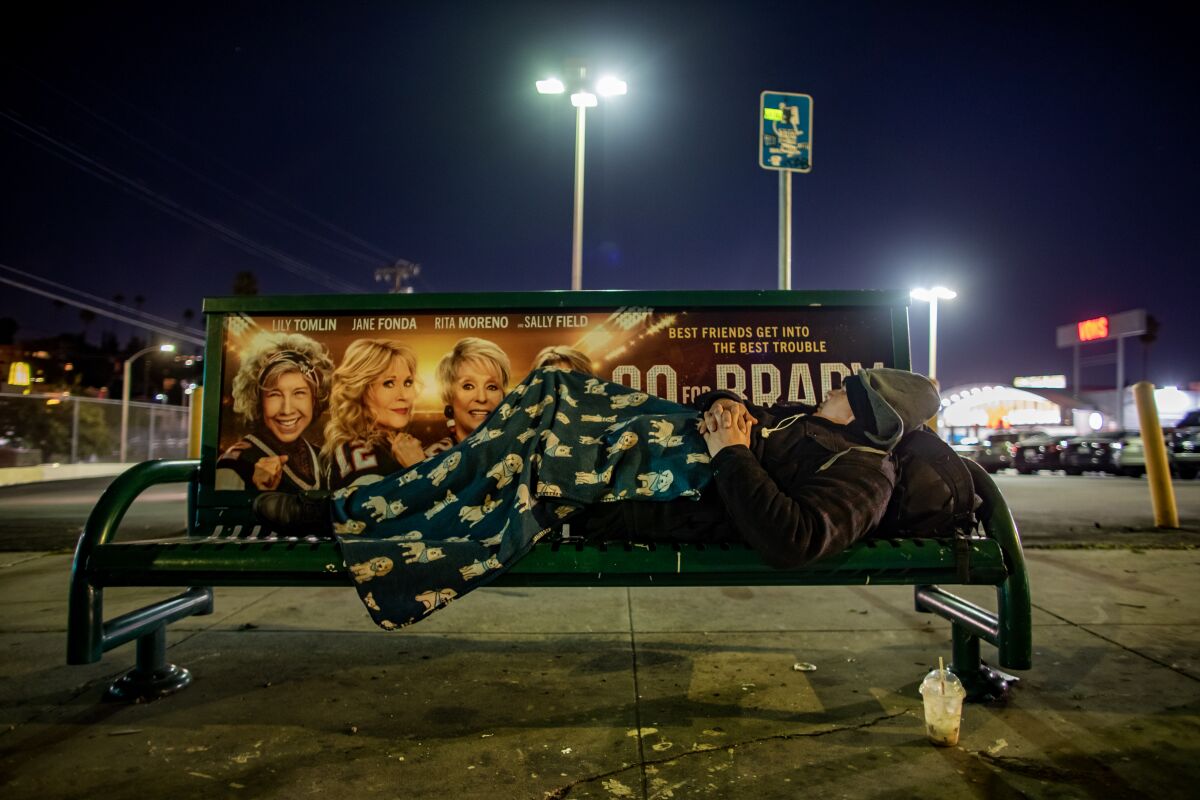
1133;381;1179;529
188;386;204;459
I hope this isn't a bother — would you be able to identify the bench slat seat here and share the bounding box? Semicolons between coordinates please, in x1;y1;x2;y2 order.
87;536;1009;588
71;458;1032;705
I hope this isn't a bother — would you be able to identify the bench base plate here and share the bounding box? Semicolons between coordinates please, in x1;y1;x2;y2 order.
961;662;1019;703
106;663;192;703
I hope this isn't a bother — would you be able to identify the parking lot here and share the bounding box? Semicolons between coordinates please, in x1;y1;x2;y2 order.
990;471;1200;545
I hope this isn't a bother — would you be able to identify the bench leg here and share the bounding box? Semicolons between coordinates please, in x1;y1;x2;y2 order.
951;624;1018;703
106;625;192;703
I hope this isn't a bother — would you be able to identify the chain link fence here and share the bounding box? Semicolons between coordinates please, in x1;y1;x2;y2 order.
0;393;190;466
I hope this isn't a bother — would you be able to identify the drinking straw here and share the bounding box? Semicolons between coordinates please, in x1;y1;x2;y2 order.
938;656;946;693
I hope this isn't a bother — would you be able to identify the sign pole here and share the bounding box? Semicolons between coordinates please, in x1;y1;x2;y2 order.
778;171;792;289
759;90;811;292
1116;335;1126;426
1072;344;1080;398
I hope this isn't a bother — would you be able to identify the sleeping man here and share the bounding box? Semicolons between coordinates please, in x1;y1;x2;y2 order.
253;367;940;629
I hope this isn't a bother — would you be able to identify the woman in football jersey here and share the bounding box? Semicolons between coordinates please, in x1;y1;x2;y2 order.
322;339;428;491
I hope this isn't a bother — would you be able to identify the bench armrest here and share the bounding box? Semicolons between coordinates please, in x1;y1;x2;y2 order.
964;458;1032;670
68;460;202;665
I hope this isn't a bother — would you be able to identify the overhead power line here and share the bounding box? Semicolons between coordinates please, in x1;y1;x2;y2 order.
0;109;364;293
0;263;203;334
0;268;205;346
21;71;397;268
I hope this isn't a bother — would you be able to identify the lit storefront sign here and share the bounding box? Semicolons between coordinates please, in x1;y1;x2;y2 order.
7;361;31;386
1056;309;1145;347
1077;316;1109;342
1013;375;1067;389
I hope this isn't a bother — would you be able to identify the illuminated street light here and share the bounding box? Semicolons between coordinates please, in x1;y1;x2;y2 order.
909;286;956;382
536;65;627;290
596;76;627;96
120;343;175;463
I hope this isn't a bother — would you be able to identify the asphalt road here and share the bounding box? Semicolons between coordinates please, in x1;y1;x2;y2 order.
0;476;188;551
0;472;1197;552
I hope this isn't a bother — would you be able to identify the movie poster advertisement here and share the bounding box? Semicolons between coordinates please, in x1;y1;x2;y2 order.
213;303;896;494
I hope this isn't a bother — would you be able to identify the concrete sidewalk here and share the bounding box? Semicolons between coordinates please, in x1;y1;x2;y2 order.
0;547;1197;799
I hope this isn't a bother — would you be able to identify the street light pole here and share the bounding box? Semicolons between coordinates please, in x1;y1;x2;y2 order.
909;286;957;382
928;293;940;380
572;99;587;291
120;343;175;463
537;68;626;290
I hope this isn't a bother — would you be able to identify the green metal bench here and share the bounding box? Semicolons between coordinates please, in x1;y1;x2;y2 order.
67;290;1032;703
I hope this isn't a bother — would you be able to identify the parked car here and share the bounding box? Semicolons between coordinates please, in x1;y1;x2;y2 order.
1172;409;1200;480
1111;430;1174;478
1013;432;1068;474
952;432;1023;473
961;432;1022;473
1061;431;1126;475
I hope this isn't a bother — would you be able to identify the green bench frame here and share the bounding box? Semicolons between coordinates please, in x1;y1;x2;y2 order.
67;290;1032;702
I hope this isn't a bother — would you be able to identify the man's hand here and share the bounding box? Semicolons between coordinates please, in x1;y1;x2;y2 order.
252;455;287;490
390;432;426;468
702;407;752;456
697;398;757;434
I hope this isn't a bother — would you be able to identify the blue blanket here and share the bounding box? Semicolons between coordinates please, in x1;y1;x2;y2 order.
332;368;714;629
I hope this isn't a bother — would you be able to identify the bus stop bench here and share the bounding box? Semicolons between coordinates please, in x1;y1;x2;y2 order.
69;458;1032;703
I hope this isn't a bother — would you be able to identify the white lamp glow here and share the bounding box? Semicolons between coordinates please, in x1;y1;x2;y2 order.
909;285;957;382
596;76;627;96
536;78;565;94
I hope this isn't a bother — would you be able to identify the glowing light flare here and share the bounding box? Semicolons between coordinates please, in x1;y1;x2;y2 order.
536;78;565;94
576;328;614;350
646;315;678;335
1155;386;1191;414
910;286;957;302
570;92;598;108
596;76;627;96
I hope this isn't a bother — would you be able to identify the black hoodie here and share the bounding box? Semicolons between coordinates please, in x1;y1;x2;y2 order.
696;392;897;569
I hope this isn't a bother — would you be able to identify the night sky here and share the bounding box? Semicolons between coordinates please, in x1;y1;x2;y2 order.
3;1;1196;390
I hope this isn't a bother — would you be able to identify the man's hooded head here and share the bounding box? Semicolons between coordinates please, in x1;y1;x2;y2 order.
843;368;941;450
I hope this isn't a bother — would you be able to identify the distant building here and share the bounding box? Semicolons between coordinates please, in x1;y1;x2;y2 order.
940;382;1199;439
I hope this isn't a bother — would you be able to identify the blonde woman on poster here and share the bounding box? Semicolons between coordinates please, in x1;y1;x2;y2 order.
216;332;334;492
425;337;512;455
323;339;428;491
530;345;594;375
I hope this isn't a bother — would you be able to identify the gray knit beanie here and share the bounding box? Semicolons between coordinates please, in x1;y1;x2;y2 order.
844;367;941;450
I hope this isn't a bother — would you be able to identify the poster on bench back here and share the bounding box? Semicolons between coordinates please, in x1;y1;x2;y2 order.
213;303;898;494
